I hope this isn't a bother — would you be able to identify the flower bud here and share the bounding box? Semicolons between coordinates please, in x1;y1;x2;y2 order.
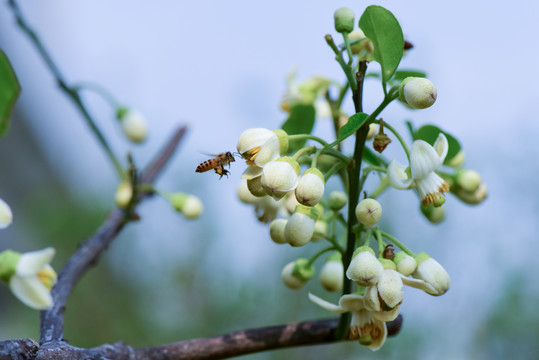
118;109;148;143
285;191;300;214
167;193;203;219
269;218;288;244
114;181;133;208
399;77;437;109
455;169;482;193
420;204;445;224
394;251;417;276
453;183;488;205
346;246;383;286
320;256;343;292
378;258;396;270
285;205;318;247
355;198;382;227
247;176;267;197
376;269;404;309
295;168;325;206
446;151;465;167
0;198;13;229
281;258;314;289
334;7;355;33
237;179;259;204
261;157;300;200
348;29;374;56
366;123;378;140
328;191;347;211
413;252;450;296
311;220;328;242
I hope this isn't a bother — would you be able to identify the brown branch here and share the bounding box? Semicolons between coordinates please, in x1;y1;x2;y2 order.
39;126;187;344
0;315;402;359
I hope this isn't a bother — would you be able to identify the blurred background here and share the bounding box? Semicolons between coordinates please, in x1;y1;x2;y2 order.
1;1;539;359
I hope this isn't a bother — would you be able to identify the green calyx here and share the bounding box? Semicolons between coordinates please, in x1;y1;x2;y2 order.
393;251;409;266
326;251;342;263
378;257;396;270
398;77;416;106
166;192;188;212
352;245;375;258
116;106;129;120
415;252;431;266
276;156;301;175
295;204;319;221
272;129;289;155
334;7;355;33
0;250;21;283
304;167;325;183
292;258;315;281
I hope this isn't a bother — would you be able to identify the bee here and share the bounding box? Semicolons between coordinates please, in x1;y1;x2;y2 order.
196;152;235;179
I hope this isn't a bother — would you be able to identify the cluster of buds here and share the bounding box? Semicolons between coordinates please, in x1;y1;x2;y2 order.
311;247;450;350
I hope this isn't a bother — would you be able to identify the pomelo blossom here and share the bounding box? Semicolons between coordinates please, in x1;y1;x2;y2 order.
237;128;288;180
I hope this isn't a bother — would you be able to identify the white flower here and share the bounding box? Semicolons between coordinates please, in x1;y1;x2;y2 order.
388;133;450;206
261;157;300;200
0;198;13;229
364;269;403;321
120;110;148;143
355;199;382;227
295;168;325;206
0;248;57;310
400;252;450;296
346;248;383;286
309;293;387;351
237;128;287;180
320;260;343;292
253;195;285;223
401;78;437;109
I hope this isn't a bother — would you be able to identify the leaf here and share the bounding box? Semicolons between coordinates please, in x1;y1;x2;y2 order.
363;147;384;166
281;104;316;153
413;125;462;164
0;50;21;138
392;70;427;82
338;112;369;141
359;6;404;84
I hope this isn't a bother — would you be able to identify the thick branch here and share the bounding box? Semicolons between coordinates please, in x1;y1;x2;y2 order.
39;126;187;343
1;315;402;359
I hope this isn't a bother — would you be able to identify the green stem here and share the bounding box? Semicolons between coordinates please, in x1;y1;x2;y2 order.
374;228;385;257
72;81;122;109
379;120;410;160
287;134;328;147
9;0;124;178
325;35;357;92
358;166;387;196
292;146;316;161
324;161;348;182
362;227;373;247
380;231;416;257
342;32;354;66
369;178;389;199
307;247;338;267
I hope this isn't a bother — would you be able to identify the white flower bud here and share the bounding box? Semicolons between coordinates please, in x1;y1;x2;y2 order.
269;219;288;244
168;193;203;219
247;176;267;197
455;169;482;193
320;260;343;292
413;252;450;296
454;183;488;205
420;204;445;224
394;251;417;277
0;198;13;229
355;198;382;227
119;110;148;143
334;7;355;33
281;262;305;289
446;151;465;167
328;191;347;211
295;168;325;206
400;77;437;109
261;157;300;200
114;181;133;208
284;205;318;247
348;29;374;55
237;179;259;204
366;123;378;140
311;220;328;242
346;247;383;286
281;258;314;289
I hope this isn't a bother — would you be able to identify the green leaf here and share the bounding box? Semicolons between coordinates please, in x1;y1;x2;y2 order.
392;70;427;82
338;112;369;141
359;6;404;84
0;50;21;138
413;125;462;164
281;104;316;153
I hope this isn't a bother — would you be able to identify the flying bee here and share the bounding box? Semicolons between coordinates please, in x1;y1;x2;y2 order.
195;152;236;179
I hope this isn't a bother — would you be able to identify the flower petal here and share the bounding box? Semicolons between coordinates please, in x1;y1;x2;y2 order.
308;292;348;314
410;140;444;179
254;135;280;167
338;294;366;312
0;198;13;229
16;248;55;277
236;128;274;154
433;133;448;161
400;275;438;294
10;276;53;310
371;306;400;322
387;160;413;189
241;167;263;180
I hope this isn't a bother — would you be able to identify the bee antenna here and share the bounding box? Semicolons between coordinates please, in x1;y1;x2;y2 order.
233;152;241;158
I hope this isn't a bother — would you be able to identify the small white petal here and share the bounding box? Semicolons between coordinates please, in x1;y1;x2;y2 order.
10;276;53;310
338;294;367;312
410;140;444;179
0;198;13;229
308;293;348;314
401;276;438;294
16;248;55;277
371;306;400;322
387;160;413;189
254;135;280;167
236;128;274;154
433;133;449;161
241;167;263;180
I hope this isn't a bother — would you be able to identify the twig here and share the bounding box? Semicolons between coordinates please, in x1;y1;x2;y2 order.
39;126;187;343
1;315;402;359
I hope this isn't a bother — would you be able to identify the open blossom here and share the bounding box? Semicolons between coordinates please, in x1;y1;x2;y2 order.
388;133;450;206
237;128;288;180
309;293;387;351
0;248;57;310
0;198;13;229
